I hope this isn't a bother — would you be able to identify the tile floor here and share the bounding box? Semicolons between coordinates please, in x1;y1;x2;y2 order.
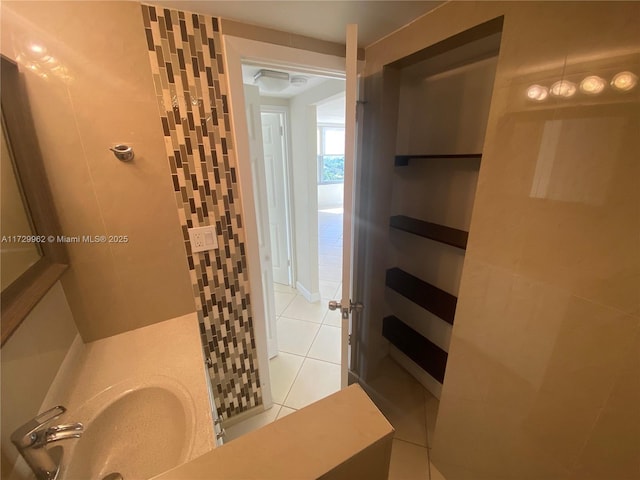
224;208;446;479
225;208;344;440
364;357;442;480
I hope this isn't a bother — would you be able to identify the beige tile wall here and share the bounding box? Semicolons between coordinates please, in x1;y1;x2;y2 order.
365;1;640;479
0;282;78;478
141;3;262;418
0;1;195;341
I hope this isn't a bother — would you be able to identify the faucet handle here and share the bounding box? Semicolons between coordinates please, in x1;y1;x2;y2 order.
10;406;67;448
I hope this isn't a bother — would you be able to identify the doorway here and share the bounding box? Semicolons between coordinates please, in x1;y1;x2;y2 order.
223;36;351;439
246;65;345;417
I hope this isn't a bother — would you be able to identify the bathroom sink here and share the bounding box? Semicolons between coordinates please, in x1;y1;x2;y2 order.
62;379;195;480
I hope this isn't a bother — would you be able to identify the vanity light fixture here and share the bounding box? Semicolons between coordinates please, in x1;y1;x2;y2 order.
579;75;606;95
526;84;549;101
610;71;638;92
254;69;290;93
550;80;577;98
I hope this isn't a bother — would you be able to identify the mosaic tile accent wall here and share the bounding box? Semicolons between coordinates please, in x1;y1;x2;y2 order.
141;3;262;419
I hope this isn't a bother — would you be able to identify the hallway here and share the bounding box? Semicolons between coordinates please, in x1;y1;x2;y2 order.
225;208;343;440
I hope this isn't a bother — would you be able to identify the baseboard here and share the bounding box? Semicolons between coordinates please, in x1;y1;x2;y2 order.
389;345;442;399
296;281;321;303
222;403;270;428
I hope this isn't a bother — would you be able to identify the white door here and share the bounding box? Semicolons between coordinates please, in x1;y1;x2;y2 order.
261;112;291;286
244;84;278;359
332;24;360;388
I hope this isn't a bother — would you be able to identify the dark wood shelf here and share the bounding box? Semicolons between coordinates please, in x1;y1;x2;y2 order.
383;315;448;383
394;153;482;166
385;268;457;325
390;215;468;250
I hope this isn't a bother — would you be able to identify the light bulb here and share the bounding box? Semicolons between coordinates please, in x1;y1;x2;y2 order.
29;43;45;54
579;75;606;95
611;71;638;92
526;84;549;101
550;80;577;98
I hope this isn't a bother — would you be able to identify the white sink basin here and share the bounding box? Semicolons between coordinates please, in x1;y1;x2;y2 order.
62;378;196;480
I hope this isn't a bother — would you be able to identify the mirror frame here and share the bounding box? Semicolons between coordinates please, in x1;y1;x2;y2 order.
1;55;69;345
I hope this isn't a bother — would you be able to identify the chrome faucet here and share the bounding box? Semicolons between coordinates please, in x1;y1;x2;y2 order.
11;405;83;480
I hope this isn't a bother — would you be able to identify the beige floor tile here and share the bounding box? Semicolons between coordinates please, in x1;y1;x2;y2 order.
367;358;429;447
276;406;296;419
389;439;430;480
430;462;447;480
273;282;296;294
323;308;342;328
319;264;342;282
307;325;341;364
274;291;296;316
319;254;342;267
282;295;328;323
224;404;281;441
319;280;341;300
425;390;440;448
269;351;304;404
319;245;343;257
318;207;343;215
276;317;320;356
319;239;341;248
283;358;341;409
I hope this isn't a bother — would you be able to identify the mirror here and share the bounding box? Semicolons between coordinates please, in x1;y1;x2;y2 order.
0;55;68;345
1;114;43;289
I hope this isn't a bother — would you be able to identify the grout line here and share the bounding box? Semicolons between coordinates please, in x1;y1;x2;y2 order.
423;389;431;449
275;291;297;316
302;319;323;358
306;353;341;366
394;437;430;449
273;403;283;421
279;313;325;325
426;398;432;480
280;351;307;408
390;439;431;480
277;350;306;360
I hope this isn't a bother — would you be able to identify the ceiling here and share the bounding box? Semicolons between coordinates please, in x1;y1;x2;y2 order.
317;95;346;124
242;64;341;98
148;1;444;47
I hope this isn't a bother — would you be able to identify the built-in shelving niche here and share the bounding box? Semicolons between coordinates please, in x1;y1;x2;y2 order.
389;215;468;250
382;315;448;383
385;268;457;325
381;17;503;395
394;153;482;167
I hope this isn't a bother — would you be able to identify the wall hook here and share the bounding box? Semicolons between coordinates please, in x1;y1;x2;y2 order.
110;144;134;161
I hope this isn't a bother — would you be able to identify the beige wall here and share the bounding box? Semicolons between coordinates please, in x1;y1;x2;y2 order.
0;281;78;478
365;2;640;479
0;1;195;341
221;18;364;60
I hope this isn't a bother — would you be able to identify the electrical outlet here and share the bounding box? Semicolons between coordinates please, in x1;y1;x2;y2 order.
188;226;218;253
